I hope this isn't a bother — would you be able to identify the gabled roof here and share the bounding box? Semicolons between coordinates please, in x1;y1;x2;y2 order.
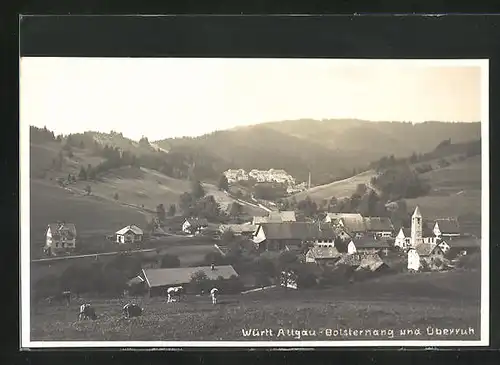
116;225;143;235
325;213;363;221
434;218;461;234
351;237;391;249
47;223;76;239
142;265;238;288
259;222;336;241
356;254;385;271
340;216;367;233
219;224;258;234
442;237;480;249
414;243;442;256
399;227;411;237
307;246;341;260
184;218;209;227
336;254;362;266
364;217;394;232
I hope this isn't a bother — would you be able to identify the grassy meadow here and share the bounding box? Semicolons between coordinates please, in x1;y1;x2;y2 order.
31;269;481;342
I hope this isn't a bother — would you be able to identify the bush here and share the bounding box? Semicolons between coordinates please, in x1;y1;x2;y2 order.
160;254;181;268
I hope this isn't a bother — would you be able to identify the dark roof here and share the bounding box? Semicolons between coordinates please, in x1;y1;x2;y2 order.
415;243;442;256
307;246;342;260
47;223;76;239
142;265;238;288
259;222;336;240
401;228;411;237
442;237;480;249
357;254;386;271
435;218;461;234
351;237;392;249
364;217;394;232
336;254;362;266
185;218;209;227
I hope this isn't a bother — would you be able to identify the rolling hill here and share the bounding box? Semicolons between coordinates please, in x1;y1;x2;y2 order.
28;135;267;256
406;155;482;236
156;119;481;185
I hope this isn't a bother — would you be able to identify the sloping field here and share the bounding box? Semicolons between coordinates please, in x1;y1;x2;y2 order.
290;170;378;203
29;180;148;254
31;270;480;342
406;156;482;236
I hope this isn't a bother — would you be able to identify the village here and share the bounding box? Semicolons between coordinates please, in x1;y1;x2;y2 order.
39;196;480;298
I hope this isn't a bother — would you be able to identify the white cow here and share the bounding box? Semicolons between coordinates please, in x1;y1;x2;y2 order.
166;286;184;303
210;287;219;305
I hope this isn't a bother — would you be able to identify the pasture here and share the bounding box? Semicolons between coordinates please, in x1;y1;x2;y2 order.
30;270;481;342
406;155;482;236
290;170;377;203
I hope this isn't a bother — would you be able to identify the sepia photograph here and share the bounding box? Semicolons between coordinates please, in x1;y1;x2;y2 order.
20;57;489;347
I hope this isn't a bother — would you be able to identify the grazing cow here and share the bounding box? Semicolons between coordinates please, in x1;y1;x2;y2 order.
123;303;143;318
210;287;219;305
78;304;97;321
166;286;184;303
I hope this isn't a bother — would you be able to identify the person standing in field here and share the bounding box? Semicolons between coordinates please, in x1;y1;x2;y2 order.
210;287;219;305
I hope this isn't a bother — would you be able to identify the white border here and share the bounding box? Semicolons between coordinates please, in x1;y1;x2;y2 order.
20;58;489;348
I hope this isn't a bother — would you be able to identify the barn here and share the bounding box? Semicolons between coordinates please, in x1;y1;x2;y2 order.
138;265;239;297
305;246;342;267
348;237;392;256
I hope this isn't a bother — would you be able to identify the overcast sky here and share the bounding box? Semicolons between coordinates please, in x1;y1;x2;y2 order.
20;58;484;141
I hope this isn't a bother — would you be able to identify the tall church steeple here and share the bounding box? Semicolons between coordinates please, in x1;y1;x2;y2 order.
411;205;423;247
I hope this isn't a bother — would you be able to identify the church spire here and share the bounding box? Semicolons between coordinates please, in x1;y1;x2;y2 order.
412;205;422;218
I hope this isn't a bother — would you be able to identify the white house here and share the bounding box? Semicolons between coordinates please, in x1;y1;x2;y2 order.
182;218;209;235
45;222;77;256
407;248;420;271
116;225;143;244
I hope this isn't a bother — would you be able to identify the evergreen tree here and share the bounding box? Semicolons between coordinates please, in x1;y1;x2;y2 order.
168;204;176;217
191;180;205;200
78;166;87;180
218;174;229;191
156;204;166;222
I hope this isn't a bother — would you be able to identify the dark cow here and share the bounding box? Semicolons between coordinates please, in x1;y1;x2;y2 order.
78;304;97;321
123;303;143;318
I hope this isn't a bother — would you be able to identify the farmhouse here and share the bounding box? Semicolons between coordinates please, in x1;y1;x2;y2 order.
253;222;336;252
438;236;480;257
363;217;394;238
348;237;392;256
115;225;143;244
44;222;77;256
305;246;342;267
338;215;367;238
138;265;239;297
407;243;446;272
433;218;461;238
182;218;209;235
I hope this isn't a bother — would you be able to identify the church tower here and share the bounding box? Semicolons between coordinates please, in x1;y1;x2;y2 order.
411;205;423;247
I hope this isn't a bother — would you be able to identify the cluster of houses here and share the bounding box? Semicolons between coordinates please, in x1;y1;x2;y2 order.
224;168;297;185
44;205;480;277
218;206;480;273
